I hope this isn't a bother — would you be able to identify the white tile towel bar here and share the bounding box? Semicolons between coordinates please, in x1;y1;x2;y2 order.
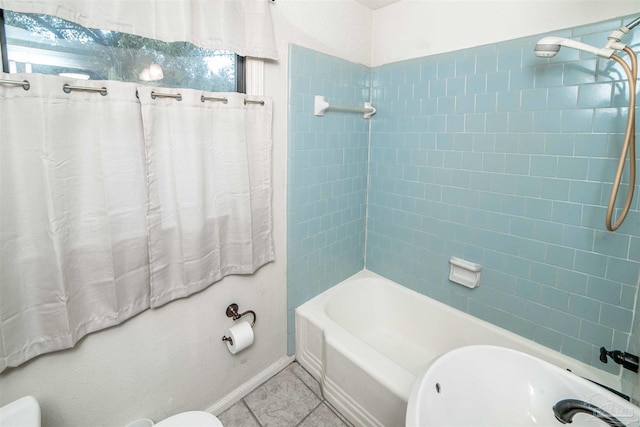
313;95;376;119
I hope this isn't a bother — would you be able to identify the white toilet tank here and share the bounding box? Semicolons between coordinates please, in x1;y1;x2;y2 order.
0;396;41;427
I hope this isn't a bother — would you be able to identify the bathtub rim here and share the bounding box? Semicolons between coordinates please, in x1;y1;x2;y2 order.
295;268;623;392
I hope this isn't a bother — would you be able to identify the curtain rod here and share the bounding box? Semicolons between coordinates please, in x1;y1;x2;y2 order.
1;79;265;105
0;77;30;90
151;90;181;100
64;83;107;96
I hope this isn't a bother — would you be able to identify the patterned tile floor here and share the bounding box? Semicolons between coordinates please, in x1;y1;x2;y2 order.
217;362;353;427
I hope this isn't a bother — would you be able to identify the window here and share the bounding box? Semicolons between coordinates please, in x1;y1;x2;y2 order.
0;10;245;93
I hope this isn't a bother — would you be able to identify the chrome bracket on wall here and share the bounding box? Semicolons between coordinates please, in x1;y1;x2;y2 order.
224;303;256;327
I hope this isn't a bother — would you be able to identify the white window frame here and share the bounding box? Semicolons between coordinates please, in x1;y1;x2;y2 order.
245;57;264;96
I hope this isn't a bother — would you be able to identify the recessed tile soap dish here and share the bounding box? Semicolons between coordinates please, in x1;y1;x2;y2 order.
449;257;482;288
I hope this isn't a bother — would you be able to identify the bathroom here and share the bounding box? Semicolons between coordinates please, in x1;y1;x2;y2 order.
1;0;640;426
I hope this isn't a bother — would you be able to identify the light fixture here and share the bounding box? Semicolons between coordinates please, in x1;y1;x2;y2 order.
58;72;90;80
139;63;164;81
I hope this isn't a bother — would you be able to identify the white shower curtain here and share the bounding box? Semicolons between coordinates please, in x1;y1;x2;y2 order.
0;75;274;371
0;74;150;371
137;87;274;307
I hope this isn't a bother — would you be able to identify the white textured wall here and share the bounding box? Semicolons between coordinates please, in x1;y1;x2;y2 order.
272;0;373;66
372;0;640;66
0;267;288;426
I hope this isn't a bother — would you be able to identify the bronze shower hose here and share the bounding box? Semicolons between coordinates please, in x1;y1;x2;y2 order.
606;46;638;231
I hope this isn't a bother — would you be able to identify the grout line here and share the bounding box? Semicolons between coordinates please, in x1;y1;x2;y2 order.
238;361;353;427
324;400;354;427
289;362;323;400
363;70;373;268
294;401;322;427
290;362;352;426
241;398;264;427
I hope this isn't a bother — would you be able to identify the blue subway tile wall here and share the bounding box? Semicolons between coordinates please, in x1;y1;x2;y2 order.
287;45;370;353
367;15;640;372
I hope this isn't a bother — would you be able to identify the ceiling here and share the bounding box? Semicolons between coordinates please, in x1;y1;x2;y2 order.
353;0;402;10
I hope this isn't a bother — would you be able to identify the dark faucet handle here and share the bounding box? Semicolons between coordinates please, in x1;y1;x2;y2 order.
600;346;639;373
623;353;639;373
601;347;624;364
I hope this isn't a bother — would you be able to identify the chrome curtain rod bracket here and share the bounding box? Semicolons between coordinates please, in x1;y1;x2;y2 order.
201;95;228;103
63;84;107;96
0;78;30;90
244;99;265;105
151;91;182;101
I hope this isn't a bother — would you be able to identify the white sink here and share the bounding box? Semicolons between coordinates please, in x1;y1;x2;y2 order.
406;345;640;427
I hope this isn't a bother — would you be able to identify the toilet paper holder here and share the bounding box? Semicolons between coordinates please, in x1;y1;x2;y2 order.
222;303;256;344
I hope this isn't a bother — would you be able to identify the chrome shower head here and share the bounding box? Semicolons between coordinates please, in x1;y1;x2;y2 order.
534;36;615;59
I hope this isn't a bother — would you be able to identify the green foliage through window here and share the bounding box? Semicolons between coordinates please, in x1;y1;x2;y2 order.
2;10;242;92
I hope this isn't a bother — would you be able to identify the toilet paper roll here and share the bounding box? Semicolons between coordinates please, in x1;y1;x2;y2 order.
225;320;254;354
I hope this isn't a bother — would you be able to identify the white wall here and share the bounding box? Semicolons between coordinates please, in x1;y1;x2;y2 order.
0;267;288;427
272;0;373;66
372;0;640;66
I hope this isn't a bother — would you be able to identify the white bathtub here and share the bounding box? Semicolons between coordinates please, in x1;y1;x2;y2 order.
295;270;622;427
